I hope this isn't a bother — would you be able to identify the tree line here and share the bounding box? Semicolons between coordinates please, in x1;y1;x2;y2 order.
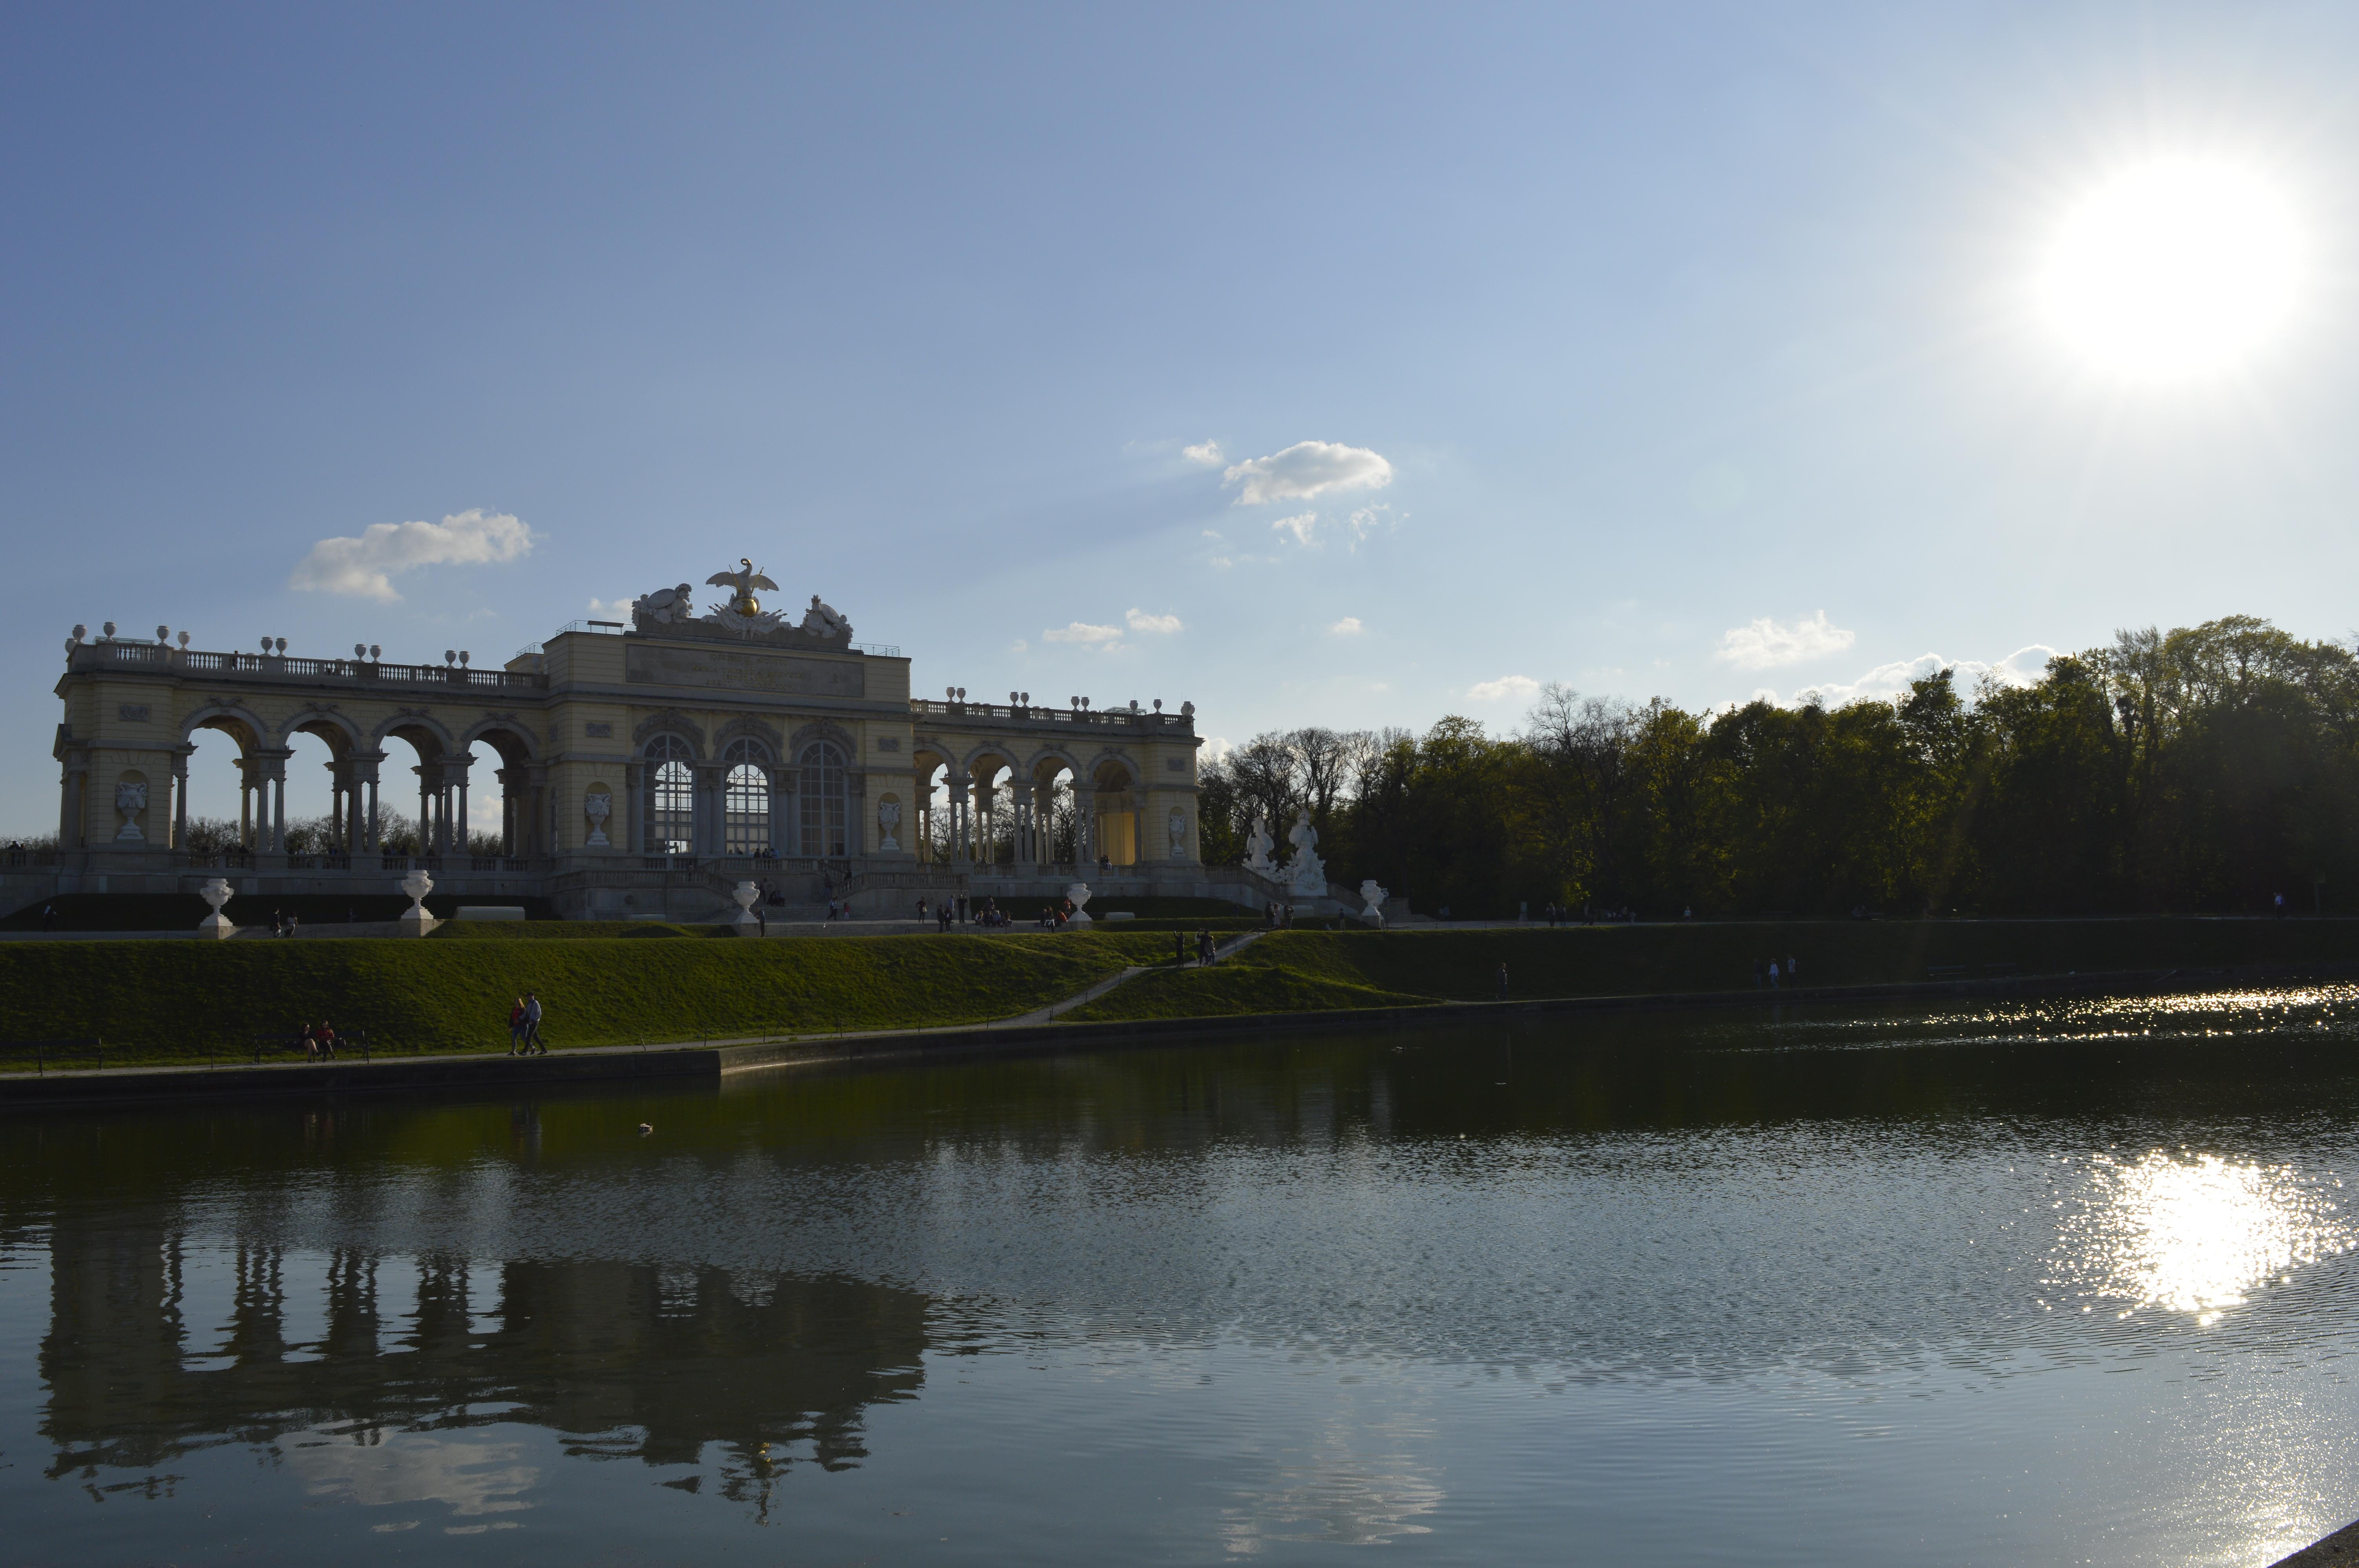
1197;616;2359;918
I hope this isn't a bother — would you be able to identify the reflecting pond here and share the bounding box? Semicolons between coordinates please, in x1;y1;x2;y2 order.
7;987;2359;1565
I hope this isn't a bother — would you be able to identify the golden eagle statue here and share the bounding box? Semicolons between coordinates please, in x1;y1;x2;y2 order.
705;558;780;618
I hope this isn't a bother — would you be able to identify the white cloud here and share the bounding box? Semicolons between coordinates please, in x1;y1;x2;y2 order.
1043;621;1123;645
1765;645;2060;709
1126;608;1182;633
1223;440;1394;506
1714;610;1856;670
1344;504;1392;548
1209;556;1234;570
587;596;634;619
1468;674;1540;703
1271;512;1319;544
1010;638;1029;654
1201;735;1235;766
1182;439;1224;466
290;509;534;602
1329;617;1364;636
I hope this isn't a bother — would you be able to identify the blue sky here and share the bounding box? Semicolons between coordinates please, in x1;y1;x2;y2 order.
8;2;2359;828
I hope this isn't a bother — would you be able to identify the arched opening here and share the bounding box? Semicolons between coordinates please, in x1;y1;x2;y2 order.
969;753;1015;865
911;751;949;862
1092;760;1140;869
467;727;540;862
1030;758;1080;866
643;734;696;856
722;737;776;856
380;722;451;859
796;740;848;858
282;721;354;862
179;712;265;860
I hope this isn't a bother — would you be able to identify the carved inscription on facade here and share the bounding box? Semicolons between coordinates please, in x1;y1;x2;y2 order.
625;643;867;699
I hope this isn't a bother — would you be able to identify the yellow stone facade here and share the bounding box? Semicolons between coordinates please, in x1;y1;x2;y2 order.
35;610;1213;920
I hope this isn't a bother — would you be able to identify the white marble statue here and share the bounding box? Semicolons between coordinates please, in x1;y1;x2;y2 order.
583;791;612;847
877;801;901;852
801;595;853;641
1167;807;1187;859
1244;815;1276;876
632;583;698;626
113;780;147;841
1284;815;1328;897
1359;879;1389;927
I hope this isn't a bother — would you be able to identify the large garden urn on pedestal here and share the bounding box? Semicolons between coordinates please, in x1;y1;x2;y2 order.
399;869;439;935
198;878;236;940
1065;882;1093;923
732;880;761;929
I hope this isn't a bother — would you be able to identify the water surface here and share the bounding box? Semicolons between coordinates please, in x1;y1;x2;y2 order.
7;988;2359;1565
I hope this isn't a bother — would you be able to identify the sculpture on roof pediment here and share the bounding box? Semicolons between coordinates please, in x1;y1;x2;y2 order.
627;560;856;648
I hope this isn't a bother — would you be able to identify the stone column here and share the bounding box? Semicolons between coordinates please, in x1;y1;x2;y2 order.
1010;781;1036;866
351;753;381;853
948;779;971;863
1070;781;1095;867
172;749;191;852
449;757;472;858
263;753;289;855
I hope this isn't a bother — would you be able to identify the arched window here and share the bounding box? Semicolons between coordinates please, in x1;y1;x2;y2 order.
722;738;773;855
798;740;848;857
643;734;695;855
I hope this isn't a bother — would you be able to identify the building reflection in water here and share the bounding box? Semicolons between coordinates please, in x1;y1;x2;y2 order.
38;1206;931;1520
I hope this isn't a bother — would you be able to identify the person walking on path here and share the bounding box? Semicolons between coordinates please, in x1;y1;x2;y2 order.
300;1022;320;1061
522;993;547;1054
1768;960;1781;989
1495;963;1510;1002
508;998;527;1055
1785;954;1799;989
755;906;767;936
1175;930;1187;966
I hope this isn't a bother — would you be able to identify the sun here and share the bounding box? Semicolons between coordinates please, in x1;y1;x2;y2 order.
2036;157;2304;385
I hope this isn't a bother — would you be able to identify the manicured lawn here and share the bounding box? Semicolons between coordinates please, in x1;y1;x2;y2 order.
1067;917;2359;1020
0;930;1180;1067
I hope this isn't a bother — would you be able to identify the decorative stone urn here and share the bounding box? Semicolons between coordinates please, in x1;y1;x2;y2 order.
114;780;148;842
732;880;761;928
584;791;612;847
198;877;236;940
1065;882;1093;923
1359;880;1389;928
399;868;439;935
876;801;901;853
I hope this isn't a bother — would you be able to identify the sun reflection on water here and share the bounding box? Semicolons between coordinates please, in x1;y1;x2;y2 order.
2050;1149;2350;1325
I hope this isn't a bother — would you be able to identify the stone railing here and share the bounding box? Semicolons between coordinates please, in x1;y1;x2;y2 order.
905;699;1192;731
67;641;546;691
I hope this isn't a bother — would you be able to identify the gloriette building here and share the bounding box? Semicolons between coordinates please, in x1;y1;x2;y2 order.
24;562;1246;920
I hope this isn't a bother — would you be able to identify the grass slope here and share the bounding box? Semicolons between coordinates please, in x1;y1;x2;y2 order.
1068;917;2359;1020
0;931;1178;1067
